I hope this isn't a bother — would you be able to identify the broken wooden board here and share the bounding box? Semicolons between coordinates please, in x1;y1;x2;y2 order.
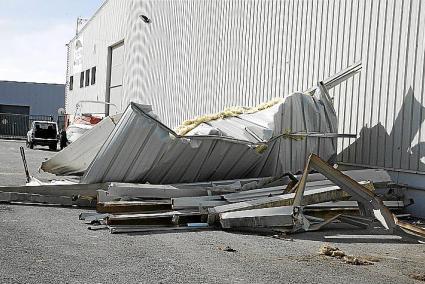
109;225;210;234
300;169;392;185
0;191;95;207
292;154;396;230
97;190;121;203
105;183;213;199
106;211;202;226
305;200;405;209
97;200;172;213
173;176;281;190
210;184;371;215
395;218;425;240
0;183;106;197
171;196;227;210
222;186;285;203
324;234;403;240
220;206;295;229
304;200;405;219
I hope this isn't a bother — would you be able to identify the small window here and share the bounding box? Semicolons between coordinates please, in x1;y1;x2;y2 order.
69;76;74;91
80;71;84;88
91;67;96;85
85;69;90;86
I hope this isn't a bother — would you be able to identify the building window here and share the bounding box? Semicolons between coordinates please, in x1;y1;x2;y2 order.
69;76;74;91
91;67;96;85
80;71;84;88
85;69;90;87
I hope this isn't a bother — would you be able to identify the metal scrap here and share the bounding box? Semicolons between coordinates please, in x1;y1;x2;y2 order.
41;114;122;175
81;90;339;184
212;154;425;240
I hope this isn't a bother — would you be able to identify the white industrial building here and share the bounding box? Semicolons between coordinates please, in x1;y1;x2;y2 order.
65;0;425;203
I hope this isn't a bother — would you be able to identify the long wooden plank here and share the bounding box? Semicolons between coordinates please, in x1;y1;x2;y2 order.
0;191;95;207
97;200;172;213
106;211;202;226
109;225;210;234
305;200;405;209
106;183;210;199
300;169;392;184
0;183;106;197
220;206;295;229
209;184;360;216
171;196;227;210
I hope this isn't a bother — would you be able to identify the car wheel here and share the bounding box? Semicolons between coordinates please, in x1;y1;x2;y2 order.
49;144;57;151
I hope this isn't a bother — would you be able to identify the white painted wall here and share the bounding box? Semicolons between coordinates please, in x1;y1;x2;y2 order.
65;0;425;175
65;0;129;116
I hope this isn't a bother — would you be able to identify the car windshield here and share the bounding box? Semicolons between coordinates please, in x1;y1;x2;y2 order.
35;123;56;130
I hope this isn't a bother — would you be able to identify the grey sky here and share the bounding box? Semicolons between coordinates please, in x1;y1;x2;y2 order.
0;0;104;84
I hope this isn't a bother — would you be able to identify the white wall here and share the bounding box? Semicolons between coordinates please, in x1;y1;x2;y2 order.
65;0;129;116
66;0;425;175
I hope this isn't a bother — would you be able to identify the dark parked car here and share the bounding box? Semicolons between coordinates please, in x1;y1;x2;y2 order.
26;121;58;150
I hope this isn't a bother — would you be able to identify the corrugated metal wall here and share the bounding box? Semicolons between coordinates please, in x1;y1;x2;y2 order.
341;0;425;174
66;0;425;174
0;81;65;118
124;0;366;126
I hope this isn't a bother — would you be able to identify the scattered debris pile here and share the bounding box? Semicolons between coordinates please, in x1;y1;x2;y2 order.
63;90;339;185
319;244;377;265
218;245;237;253
39;93;334;184
1;62;424;242
74;154;425;242
41;62;363;183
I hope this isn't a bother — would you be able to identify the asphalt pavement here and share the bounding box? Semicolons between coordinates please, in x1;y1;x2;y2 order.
0;139;424;284
0;139;60;186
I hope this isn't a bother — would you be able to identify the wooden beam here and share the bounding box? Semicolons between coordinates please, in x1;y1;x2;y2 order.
0;183;106;197
97;200;172;213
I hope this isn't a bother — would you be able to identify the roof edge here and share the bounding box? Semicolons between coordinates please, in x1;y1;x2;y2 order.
68;0;111;44
0;80;65;86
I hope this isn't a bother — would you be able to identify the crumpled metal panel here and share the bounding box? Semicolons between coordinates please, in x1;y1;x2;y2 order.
40;116;119;175
82;92;336;184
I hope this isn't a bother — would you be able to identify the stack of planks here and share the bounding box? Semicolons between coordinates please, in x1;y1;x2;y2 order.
79;168;407;235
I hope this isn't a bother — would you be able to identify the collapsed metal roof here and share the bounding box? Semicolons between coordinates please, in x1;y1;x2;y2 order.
81;90;337;184
40;114;122;175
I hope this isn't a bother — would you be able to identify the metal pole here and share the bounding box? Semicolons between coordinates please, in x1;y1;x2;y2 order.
20;146;31;183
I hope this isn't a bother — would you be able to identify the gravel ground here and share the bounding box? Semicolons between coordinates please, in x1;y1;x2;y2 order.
0;139;424;284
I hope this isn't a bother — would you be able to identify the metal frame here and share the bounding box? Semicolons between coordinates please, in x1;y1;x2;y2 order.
292;154;425;239
293;154;395;230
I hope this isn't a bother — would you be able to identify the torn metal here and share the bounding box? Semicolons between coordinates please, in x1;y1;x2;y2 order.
41;114;122;175
209;154;424;241
42;62;362;184
292;154;396;230
220;206;295;229
82;90;339;184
